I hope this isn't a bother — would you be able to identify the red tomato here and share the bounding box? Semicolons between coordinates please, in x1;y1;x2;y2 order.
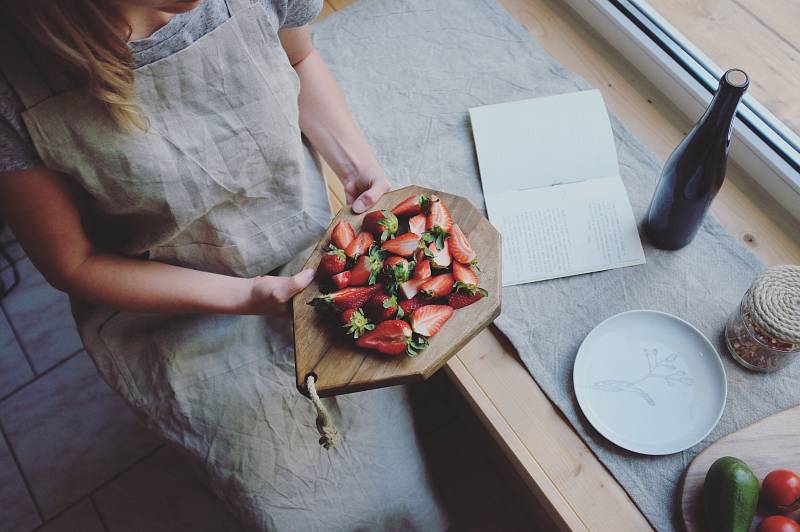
758;515;800;532
762;470;800;512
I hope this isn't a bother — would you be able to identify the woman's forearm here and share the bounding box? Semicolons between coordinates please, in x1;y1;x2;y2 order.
64;251;255;314
295;49;382;182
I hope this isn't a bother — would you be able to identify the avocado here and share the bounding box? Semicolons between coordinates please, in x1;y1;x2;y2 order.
703;456;759;532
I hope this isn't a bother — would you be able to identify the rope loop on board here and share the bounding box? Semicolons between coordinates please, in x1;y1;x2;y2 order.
306;374;339;449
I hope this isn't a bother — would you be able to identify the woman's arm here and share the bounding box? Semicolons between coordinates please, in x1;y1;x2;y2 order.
279;26;391;213
0;166;313;316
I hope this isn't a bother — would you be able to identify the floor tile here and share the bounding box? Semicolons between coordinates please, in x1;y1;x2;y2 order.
1;258;83;373
0;352;161;518
0;310;33;399
0;432;40;532
93;446;242;532
38;499;104;532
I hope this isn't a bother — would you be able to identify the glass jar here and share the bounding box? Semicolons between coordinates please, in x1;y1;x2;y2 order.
725;289;799;372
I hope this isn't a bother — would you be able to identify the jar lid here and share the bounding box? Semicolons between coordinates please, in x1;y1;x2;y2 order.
747;264;800;345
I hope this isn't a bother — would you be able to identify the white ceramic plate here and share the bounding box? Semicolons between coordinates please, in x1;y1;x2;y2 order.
573;310;727;455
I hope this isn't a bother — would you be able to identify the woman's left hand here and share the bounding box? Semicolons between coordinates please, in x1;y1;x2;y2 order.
341;168;391;214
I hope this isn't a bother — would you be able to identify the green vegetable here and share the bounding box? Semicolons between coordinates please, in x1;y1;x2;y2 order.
703;456;759;532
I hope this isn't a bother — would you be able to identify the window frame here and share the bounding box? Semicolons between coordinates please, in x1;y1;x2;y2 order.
560;0;800;220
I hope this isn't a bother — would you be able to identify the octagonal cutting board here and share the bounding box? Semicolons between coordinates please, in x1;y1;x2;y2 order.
292;185;501;398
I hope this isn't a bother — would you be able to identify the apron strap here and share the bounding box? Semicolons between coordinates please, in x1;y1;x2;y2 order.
0;22;54;109
225;0;256;16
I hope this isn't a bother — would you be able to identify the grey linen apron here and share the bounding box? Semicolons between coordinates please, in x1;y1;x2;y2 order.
1;1;448;529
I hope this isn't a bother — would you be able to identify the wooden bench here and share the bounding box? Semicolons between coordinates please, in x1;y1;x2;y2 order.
319;0;800;528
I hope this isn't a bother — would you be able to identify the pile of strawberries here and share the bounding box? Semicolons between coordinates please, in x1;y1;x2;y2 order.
309;193;488;357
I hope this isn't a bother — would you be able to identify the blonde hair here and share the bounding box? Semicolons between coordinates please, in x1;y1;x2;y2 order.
6;0;147;130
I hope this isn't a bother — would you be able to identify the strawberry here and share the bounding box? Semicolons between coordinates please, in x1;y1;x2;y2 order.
383;256;414;295
447;288;488;309
428;240;451;269
381;233;421;258
355;320;427;356
362;209;399;242
399;296;430;316
317;245;347;276
391;194;428;217
345;232;374;260
410;305;454;337
419;273;454;298
449;224;477;265
452;261;479;287
309;284;383;312
425;198;453;233
349;248;384;286
340;308;375;338
366;292;403;322
384;256;409;270
412;259;431;280
331;220;355;250
400;278;427;299
408;213;427;236
330;270;351;289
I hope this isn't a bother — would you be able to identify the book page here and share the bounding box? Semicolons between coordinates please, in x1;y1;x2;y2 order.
486;177;646;286
469;90;620;194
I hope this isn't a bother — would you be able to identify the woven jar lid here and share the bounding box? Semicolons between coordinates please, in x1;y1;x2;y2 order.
747;264;800;345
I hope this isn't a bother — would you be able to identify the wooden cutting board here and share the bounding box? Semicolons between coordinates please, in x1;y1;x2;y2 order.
681;404;800;531
292;185;502;398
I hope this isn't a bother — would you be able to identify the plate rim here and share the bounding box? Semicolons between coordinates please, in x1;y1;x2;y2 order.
573;309;728;456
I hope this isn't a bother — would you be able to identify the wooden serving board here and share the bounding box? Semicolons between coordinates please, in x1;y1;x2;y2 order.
292;185;501;398
681;404;800;531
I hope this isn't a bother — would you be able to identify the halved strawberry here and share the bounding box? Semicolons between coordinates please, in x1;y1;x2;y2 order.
452;261;479;287
419;273;454;298
383;256;414;295
349;248;383;286
408;214;427;236
399;296;430;316
362;209;399;242
384;256;409;270
331;220;355;250
413;259;432;280
317;245;347;276
309;284;383;312
410;305;454;337
391;194;428;217
366;292;403;322
331;270;350;289
345;232;374;260
447;289;488;309
425;198;453;233
449;224;477;265
340;308;374;338
381;233;421;258
355;320;427;356
428;241;451;269
400;278;427;299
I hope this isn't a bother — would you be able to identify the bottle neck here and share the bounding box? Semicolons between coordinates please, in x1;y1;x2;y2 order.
697;69;749;140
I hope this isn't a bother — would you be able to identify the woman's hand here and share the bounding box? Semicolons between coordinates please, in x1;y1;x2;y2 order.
341;168;391;214
247;268;316;317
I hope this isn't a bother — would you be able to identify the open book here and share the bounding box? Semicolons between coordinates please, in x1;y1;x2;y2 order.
469;90;645;286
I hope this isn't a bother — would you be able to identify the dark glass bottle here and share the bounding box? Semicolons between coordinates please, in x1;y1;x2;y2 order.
645;69;749;250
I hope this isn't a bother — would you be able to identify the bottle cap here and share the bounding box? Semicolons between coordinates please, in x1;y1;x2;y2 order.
724;69;749;89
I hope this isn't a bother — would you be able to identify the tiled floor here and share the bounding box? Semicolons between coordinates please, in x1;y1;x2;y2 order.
0;228;538;531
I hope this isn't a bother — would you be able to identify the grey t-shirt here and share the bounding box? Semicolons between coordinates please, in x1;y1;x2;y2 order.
0;0;322;172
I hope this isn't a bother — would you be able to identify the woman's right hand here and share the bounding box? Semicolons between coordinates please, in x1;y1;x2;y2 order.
247;268;316;317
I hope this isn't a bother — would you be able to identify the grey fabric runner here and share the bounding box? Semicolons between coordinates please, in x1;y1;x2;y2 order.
313;1;799;529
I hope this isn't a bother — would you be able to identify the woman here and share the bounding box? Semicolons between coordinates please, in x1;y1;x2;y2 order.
0;0;448;529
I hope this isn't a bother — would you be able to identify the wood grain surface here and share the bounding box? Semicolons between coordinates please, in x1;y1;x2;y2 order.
292;185;501;397
681;404;800;532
